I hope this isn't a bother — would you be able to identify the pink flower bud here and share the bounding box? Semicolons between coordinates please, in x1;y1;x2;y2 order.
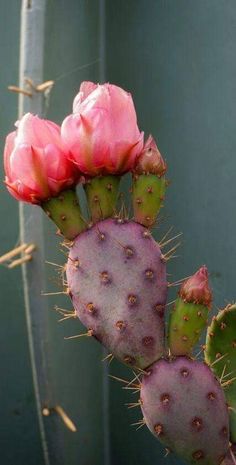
4;113;77;204
134;135;167;176
61;81;144;176
179;266;212;308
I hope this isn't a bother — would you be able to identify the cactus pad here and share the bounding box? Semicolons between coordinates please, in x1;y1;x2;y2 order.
140;357;229;465
66;218;167;369
205;304;236;443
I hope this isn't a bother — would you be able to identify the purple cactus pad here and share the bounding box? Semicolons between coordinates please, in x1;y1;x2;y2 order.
66;219;167;368
141;357;229;464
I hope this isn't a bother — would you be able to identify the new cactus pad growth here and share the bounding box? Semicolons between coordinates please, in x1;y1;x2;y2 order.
140;357;229;465
205;304;236;444
84;175;120;222
168;266;212;356
132;135;167;227
66;218;167;369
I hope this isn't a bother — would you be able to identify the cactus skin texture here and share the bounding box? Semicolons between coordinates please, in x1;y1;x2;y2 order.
140;357;229;465
84;175;120;223
132;174;166;227
42;189;86;240
66;218;167;369
168;266;212;356
205;304;236;444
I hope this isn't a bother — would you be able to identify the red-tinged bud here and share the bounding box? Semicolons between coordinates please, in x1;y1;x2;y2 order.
179;266;212;309
134;135;167;177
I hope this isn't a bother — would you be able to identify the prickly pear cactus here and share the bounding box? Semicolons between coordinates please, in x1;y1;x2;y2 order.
140;357;229;465
3;81;234;465
205;304;236;443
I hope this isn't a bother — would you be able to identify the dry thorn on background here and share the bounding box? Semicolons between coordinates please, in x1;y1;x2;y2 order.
8;78;54;98
0;242;36;268
42;405;77;432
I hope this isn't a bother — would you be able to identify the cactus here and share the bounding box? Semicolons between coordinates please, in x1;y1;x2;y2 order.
4;81;234;465
132;135;167;227
205;304;236;444
168;266;212;356
66;218;167;369
83;175;120;223
42;189;86;239
140;357;229;465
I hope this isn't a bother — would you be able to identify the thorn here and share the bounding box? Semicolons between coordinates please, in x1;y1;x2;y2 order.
162;242;181;261
109;374;130;385
41;290;68;296
222;377;236;388
42;405;77;432
64;329;93;340
58;311;76;322
131;419;146;427
102;353;114;363
45;260;64;269
159;226;174;246
164;448;171;458
159;232;182;249
125;402;141;409
210;353;228;367
220;364;227;383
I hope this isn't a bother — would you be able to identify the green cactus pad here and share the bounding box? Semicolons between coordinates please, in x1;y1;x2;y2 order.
42;189;86;240
132;174;166;227
168;297;209;356
205;303;236;443
84;175;120;223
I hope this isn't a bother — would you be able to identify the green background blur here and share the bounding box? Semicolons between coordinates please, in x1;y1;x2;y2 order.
1;1;236;464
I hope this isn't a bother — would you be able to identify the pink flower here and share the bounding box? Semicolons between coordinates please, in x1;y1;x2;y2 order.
179;266;212;308
4;113;77;204
61;81;144;176
134;135;167;176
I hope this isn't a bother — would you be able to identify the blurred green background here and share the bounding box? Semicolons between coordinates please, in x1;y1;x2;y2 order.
1;1;236;464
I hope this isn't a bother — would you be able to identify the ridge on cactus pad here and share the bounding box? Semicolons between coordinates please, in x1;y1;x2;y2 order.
66;218;167;369
168;266;212;356
140;357;229;465
205;303;236;444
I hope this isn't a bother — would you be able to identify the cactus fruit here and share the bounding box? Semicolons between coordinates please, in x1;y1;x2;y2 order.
168;266;212;356
132;135;167;227
84;175;120;223
140;357;229;465
205;304;236;443
66;218;167;369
